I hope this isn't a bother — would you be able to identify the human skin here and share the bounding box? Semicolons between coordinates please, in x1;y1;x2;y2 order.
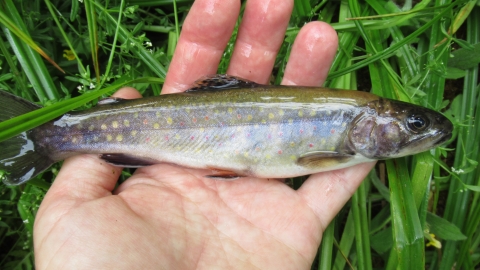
33;0;376;269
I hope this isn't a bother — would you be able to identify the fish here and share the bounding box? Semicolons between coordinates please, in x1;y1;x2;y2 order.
0;74;453;185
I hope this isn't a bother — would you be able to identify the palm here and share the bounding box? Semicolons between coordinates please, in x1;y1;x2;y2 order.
37;165;320;268
34;0;375;269
116;165;321;268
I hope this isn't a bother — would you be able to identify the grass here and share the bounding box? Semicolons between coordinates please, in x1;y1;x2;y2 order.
0;0;479;268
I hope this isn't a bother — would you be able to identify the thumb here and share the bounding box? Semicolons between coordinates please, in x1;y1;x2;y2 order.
297;162;376;230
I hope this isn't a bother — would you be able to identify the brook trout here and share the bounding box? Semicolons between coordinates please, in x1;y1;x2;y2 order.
0;75;453;185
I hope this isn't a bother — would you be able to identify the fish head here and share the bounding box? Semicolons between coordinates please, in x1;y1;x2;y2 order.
348;98;453;159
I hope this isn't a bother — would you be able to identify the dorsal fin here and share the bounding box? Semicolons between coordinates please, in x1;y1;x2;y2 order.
185;74;260;92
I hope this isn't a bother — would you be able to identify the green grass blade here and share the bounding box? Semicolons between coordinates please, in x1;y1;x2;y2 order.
0;32;31;99
423;0;451;110
318;220;335;270
387;159;425;268
351;181;373;270
0;0;60;101
94;4;168;79
100;0;126;87
0;6;63;73
293;0;312;18
333;211;355;269
441;5;480;268
43;0;86;76
172;0;180;41
84;0;101;81
167;30;178;60
328;2;455;80
326;0;362;89
411;152;434;209
365;0;420;82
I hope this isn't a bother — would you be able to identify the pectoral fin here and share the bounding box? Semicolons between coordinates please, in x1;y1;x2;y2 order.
296;151;354;169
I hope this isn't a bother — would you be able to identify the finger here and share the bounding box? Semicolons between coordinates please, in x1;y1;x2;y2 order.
227;0;293;83
162;0;240;94
41;87;143;206
282;21;338;87
297;162;376;230
112;87;142;99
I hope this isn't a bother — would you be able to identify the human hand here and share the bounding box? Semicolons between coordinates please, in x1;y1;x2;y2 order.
34;0;376;269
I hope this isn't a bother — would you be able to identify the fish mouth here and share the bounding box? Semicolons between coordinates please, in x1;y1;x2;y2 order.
435;129;452;145
397;128;452;157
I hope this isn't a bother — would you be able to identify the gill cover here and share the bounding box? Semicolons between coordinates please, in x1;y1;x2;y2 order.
348;98;453;159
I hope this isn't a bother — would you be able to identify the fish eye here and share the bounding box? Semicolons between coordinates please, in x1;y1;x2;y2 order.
406;114;430;133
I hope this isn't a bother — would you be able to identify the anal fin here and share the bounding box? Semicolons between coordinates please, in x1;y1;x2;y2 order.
204;167;245;181
100;153;156;167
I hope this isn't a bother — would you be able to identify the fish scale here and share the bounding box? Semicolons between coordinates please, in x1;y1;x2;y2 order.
0;74;453;185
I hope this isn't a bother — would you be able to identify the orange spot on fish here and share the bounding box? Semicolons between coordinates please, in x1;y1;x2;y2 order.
190;136;195;140
180;122;185;126
331;129;336;134
143;119;148;125
192;118;197;123
309;143;314;148
165;135;169;141
146;137;150;142
237;114;242;119
255;147;260;151
278;150;283;155
205;116;209;120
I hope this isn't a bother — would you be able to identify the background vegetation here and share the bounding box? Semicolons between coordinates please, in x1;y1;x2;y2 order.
0;0;479;269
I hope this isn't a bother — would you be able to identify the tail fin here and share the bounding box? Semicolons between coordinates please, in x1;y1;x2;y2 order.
0;91;54;185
